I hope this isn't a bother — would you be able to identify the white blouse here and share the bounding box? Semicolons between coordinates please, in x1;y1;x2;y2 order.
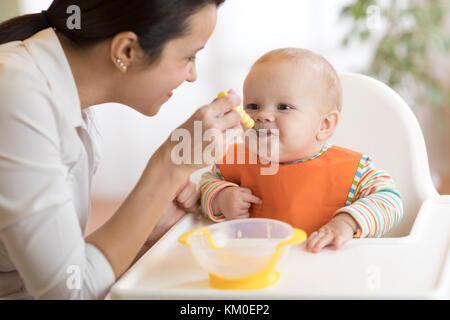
0;28;115;299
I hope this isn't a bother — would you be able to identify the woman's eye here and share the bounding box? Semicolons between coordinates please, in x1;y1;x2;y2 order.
278;104;292;110
188;56;197;62
245;104;259;110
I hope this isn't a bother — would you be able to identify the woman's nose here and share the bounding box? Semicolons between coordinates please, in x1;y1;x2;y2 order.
186;63;197;83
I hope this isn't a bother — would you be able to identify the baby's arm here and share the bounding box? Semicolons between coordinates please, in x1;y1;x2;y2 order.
200;164;261;221
307;157;403;253
200;164;237;221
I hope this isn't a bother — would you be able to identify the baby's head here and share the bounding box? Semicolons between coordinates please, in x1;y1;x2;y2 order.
243;48;342;163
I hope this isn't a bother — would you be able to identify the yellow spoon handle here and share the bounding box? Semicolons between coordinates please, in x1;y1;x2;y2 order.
217;91;255;129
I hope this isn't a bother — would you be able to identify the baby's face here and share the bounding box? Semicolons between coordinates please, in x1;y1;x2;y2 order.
243;60;329;163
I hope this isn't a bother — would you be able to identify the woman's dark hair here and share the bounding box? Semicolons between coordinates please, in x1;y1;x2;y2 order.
0;0;225;63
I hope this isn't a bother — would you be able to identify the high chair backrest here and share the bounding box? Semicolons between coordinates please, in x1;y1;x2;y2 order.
329;72;439;237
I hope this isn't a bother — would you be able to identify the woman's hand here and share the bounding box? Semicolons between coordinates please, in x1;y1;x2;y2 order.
160;89;242;175
174;180;200;213
131;199;186;265
306;213;359;253
144;179;199;247
144;200;185;247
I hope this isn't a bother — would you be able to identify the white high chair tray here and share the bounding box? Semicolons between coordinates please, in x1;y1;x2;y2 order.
110;196;450;299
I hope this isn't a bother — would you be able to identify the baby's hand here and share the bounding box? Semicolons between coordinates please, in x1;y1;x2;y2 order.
213;186;262;220
306;213;358;253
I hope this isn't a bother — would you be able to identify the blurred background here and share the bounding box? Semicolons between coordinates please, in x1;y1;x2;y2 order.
1;0;449;233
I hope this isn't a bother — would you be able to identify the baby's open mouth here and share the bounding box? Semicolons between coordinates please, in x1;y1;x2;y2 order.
253;128;279;138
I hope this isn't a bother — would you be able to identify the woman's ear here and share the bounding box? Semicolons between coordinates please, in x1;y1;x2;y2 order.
316;110;340;142
110;31;140;72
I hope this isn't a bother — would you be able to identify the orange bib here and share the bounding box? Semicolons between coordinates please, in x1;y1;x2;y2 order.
218;144;363;235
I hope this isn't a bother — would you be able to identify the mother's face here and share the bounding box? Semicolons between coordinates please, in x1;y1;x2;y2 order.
119;5;218;116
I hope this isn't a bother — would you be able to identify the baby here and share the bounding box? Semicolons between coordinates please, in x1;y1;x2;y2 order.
200;48;403;253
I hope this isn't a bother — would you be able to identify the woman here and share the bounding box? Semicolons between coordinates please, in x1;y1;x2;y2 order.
0;0;241;299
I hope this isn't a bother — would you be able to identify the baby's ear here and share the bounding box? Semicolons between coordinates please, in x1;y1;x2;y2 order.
317;110;339;142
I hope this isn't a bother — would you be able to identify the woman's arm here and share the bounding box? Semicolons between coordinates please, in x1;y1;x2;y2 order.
85;144;189;279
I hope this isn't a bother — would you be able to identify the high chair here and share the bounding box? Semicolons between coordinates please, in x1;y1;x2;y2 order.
330;72;440;237
110;73;450;300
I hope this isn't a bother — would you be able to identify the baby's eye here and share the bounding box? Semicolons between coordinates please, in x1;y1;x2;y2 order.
278;104;292;110
245;104;259;110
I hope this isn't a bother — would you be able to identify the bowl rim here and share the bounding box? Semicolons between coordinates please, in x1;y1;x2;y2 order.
190;218;295;243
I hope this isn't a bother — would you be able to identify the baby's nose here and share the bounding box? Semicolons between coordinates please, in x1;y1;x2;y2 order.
255;110;275;122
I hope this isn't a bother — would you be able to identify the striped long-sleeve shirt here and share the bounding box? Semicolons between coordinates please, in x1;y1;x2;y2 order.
200;144;403;238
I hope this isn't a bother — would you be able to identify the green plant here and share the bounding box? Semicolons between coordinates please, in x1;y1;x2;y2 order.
340;0;450;130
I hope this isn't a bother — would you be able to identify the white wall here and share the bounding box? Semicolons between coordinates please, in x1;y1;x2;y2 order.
19;0;375;200
19;0;52;13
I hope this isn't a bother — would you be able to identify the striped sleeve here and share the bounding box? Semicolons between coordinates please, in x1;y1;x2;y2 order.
199;164;238;222
334;156;403;238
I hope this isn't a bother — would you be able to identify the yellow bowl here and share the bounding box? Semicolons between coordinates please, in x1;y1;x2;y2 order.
179;218;307;290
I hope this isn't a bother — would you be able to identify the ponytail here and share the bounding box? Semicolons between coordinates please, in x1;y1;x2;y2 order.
0;13;50;45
